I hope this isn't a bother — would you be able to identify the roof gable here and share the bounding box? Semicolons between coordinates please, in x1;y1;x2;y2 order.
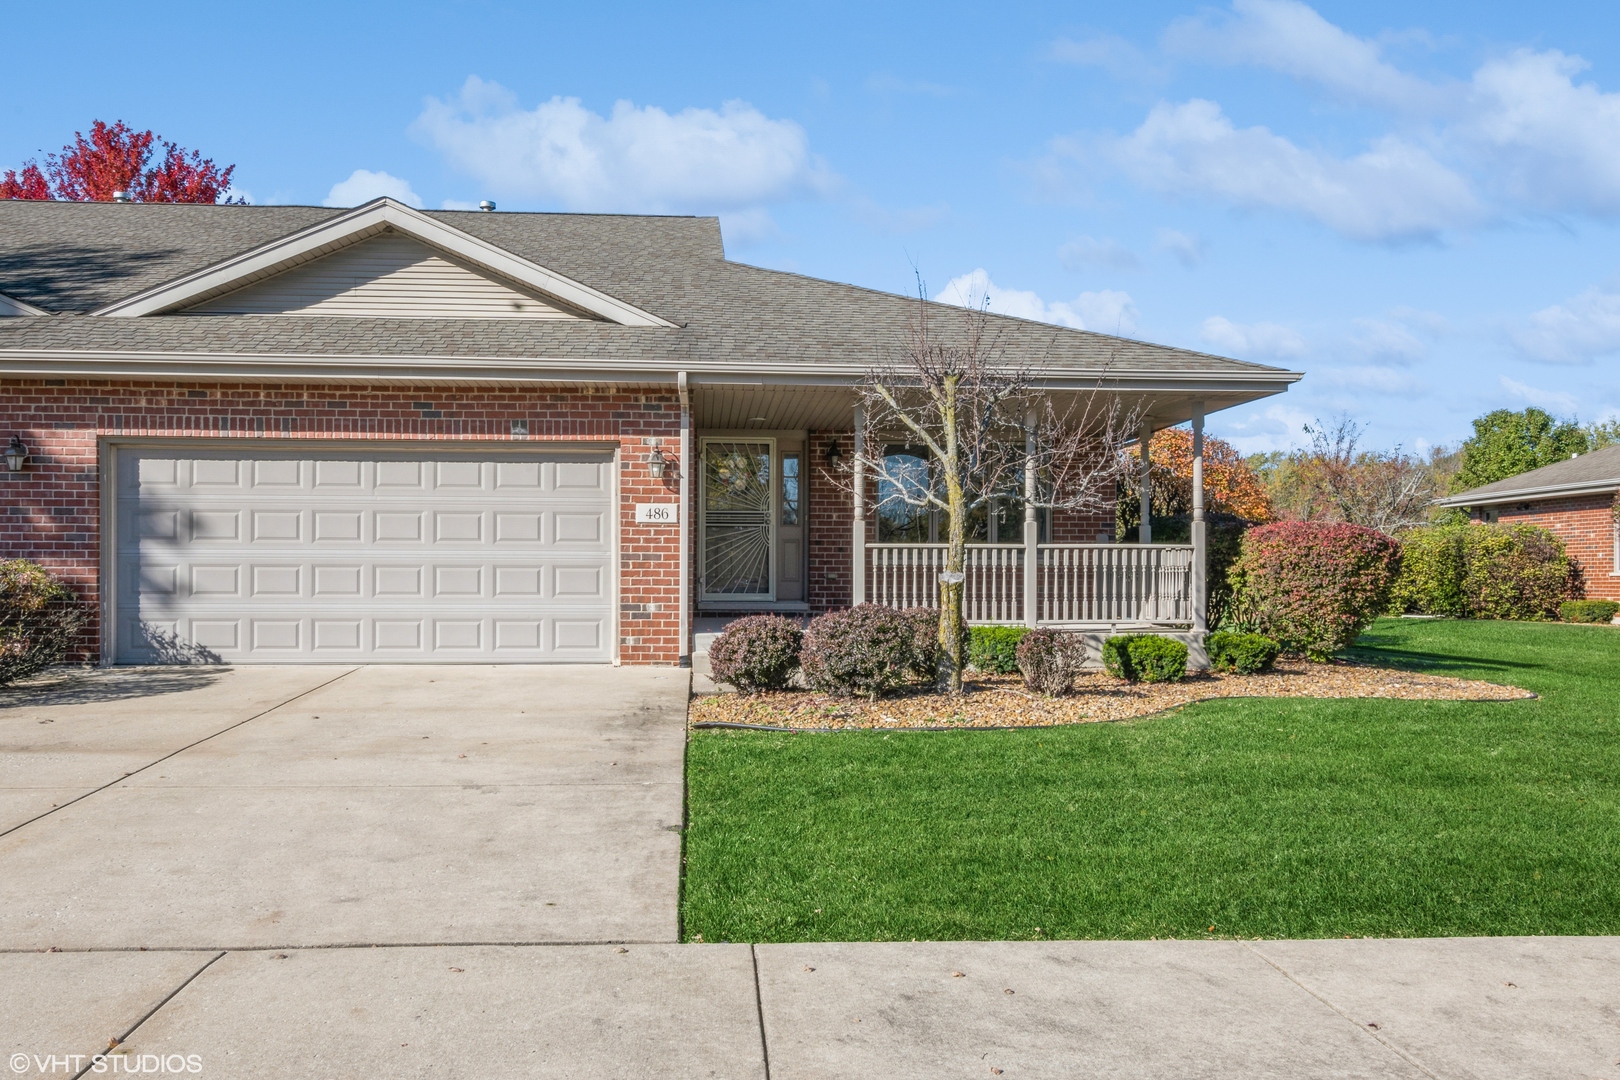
94;198;675;327
0;292;47;317
185;233;592;320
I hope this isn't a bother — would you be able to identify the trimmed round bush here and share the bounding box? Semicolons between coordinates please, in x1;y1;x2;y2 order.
1015;628;1087;696
802;605;920;699
1206;630;1281;675
1560;599;1619;624
1392;523;1574;621
706;614;803;693
1102;634;1189;683
1227;522;1401;661
968;625;1028;675
0;560;85;686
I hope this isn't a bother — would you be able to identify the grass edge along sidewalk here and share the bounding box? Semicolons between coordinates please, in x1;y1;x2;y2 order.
681;618;1620;944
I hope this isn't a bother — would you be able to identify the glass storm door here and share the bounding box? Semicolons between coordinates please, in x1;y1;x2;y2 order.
701;440;775;599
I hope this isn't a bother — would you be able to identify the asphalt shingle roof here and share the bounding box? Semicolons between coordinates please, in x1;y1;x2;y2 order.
1443;442;1620;502
0;201;1297;381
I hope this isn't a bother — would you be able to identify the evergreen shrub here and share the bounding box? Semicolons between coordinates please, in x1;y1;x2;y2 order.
1102;634;1189;683
968;626;1028;674
1205;631;1281;674
0;560;84;687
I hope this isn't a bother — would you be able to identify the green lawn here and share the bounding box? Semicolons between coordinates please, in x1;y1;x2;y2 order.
681;618;1620;942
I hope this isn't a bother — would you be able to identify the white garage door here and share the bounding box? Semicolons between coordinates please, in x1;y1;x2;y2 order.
114;446;615;663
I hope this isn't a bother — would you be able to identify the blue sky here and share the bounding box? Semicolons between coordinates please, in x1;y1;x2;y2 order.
8;0;1620;453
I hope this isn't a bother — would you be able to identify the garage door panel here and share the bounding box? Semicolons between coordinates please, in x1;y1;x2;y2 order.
115;447;614;663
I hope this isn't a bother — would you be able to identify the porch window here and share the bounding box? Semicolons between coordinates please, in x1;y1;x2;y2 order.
875;444;1047;543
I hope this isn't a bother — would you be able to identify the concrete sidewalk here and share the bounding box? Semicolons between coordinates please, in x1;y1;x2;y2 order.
5;936;1616;1078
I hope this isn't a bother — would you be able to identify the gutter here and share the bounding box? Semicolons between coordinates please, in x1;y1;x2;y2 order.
1435;477;1620;508
0;348;1304;392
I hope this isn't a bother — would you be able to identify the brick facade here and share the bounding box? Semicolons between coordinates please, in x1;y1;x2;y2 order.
1491;494;1620;601
0;379;685;664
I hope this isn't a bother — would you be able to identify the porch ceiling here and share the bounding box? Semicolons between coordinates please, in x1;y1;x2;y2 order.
688;382;1292;433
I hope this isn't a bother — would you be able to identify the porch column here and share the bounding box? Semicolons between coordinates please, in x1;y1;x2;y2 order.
1138;416;1154;544
852;403;866;605
678;372;692;664
1024;406;1039;627
1191;400;1208;640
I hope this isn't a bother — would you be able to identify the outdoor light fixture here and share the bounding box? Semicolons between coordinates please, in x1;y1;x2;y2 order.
647;444;674;479
824;438;843;465
4;435;27;473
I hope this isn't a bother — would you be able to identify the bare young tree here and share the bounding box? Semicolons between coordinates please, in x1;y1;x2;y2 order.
1301;416;1439;533
835;292;1140;694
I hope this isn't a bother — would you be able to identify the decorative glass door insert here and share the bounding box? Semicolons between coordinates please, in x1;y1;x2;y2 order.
701;441;774;598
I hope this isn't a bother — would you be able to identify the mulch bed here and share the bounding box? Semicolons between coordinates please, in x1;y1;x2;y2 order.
690;659;1535;731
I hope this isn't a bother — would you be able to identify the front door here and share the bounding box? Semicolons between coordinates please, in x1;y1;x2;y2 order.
700;440;775;600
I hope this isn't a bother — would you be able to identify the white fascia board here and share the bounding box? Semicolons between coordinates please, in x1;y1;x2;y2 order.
0;293;49;317
90;199;677;328
1435;478;1620;507
0;347;1305;388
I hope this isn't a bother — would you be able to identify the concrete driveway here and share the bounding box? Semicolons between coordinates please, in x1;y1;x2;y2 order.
0;664;688;950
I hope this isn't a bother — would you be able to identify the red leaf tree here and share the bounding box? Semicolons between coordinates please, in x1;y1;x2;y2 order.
3;120;240;203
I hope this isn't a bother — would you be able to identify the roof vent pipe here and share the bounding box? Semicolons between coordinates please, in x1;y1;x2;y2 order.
479;200;496;212
112;191;131;203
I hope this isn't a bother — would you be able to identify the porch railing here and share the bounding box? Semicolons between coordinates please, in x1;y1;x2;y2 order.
866;542;1195;626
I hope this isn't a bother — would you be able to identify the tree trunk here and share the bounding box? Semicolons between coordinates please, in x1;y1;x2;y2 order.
938;375;967;695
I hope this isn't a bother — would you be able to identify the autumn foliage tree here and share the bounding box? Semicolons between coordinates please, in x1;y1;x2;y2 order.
2;120;239;203
1129;425;1273;522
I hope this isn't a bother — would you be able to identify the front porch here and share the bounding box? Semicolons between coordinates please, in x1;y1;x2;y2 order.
681;392;1219;672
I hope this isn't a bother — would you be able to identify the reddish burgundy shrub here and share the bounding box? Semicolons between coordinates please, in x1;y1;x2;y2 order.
801;605;919;699
706;614;803;693
1227;522;1401;661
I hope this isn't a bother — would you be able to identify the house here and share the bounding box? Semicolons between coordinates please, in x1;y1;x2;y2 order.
1437;443;1620;601
0;198;1300;666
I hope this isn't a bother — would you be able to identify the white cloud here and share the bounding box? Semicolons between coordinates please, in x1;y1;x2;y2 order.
1163;0;1448;112
1075;4;1620;239
1049;34;1164;83
1459;50;1620;216
1349;317;1428;364
1154;228;1206;267
1500;376;1580;415
718;209;780;246
934;269;1139;334
1200;315;1307;359
324;170;423;209
1510;283;1620;364
1317;364;1425;394
1220;401;1314;454
439;198;481;211
1096;99;1480;242
413;76;834;213
1058;235;1142;271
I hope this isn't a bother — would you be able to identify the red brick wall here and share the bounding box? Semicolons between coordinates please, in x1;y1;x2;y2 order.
1492;494;1620;601
0;379;685;664
807;431;857;612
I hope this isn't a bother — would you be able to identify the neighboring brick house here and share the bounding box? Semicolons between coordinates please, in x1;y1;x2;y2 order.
1437;443;1620;601
0;198;1299;666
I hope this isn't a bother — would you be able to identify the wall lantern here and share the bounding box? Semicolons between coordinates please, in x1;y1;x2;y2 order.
824;438;843;466
647;444;676;480
4;435;26;473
